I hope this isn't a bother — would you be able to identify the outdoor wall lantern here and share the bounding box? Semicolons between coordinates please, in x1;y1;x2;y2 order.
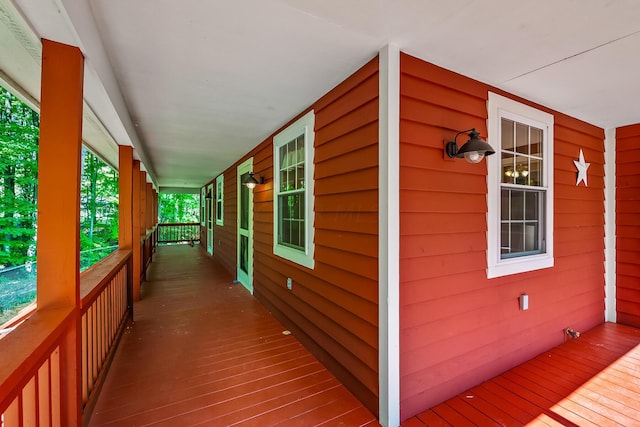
243;172;264;189
205;190;212;200
445;128;495;164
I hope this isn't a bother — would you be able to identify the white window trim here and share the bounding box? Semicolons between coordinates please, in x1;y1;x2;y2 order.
487;92;554;278
200;187;206;226
273;110;315;269
215;174;224;226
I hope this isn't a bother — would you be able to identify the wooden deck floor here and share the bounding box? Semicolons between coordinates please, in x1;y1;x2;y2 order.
88;244;379;426
403;322;640;427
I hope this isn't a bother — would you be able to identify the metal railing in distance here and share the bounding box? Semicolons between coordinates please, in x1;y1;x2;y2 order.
158;222;200;244
79;249;132;416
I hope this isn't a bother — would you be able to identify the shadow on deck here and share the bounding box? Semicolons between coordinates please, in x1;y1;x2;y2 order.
88;244;379;426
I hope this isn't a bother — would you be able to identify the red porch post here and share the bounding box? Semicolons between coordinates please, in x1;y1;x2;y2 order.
146;182;153;232
118;146;133;249
132;160;142;301
37;39;84;425
140;171;147;234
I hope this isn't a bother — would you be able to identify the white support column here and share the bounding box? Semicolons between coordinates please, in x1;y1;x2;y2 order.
604;127;617;322
379;44;400;427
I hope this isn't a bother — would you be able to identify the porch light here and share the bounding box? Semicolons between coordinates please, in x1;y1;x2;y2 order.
243;172;264;189
205;190;212;200
445;128;495;164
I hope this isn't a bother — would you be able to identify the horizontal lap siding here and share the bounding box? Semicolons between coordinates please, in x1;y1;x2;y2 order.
616;124;640;327
215;58;380;415
399;53;605;420
211;173;237;276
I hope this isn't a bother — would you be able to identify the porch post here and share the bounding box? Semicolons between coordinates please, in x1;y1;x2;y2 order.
146;182;153;232
604;128;617;322
140;171;147;234
379;44;400;427
118;146;134;249
132;160;142;301
140;171;148;281
37;39;84;425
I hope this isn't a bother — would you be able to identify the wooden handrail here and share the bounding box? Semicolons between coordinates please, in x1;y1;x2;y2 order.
1;248;136;424
80;249;132;310
0;306;75;411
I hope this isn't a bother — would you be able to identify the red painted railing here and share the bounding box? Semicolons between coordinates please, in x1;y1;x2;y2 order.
0;249;133;425
141;226;158;282
79;250;133;415
0;306;75;426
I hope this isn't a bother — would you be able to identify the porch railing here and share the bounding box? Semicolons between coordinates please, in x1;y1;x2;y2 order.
142;226;158;282
79;249;133;416
0;249;133;425
157;222;200;244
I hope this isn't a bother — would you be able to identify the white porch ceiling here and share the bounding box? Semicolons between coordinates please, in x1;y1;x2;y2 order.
2;0;640;190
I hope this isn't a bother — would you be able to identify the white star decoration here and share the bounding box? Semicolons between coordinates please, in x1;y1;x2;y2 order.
574;149;590;187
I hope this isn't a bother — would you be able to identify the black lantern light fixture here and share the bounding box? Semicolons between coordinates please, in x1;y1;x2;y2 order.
204;189;212;200
242;172;264;189
445;128;495;164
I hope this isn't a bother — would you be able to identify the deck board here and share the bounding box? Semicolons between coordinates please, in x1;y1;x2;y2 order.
404;323;640;426
88;245;378;426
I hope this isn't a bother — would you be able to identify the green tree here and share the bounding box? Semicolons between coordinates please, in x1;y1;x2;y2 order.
80;148;119;269
0;87;38;268
159;193;199;223
0;87;38;323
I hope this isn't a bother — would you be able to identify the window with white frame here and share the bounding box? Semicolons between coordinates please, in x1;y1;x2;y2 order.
200;187;206;226
273;110;315;269
215;175;223;226
487;93;554;278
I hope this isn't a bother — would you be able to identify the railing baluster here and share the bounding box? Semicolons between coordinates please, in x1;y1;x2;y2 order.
157;223;200;244
37;361;50;427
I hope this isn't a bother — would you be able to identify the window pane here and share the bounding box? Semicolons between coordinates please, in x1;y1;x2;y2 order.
516;122;529;155
525;223;539;252
501;189;510;220
240;174;249;230
296;135;304;163
511;190;524;220
530;158;542;186
500;189;544;259
525;191;539;220
296;165;305;189
501;152;515;184
278;192;304;250
279;144;288;168
530;126;543;157
240;235;248;273
501;223;510;256
510;223;525;253
515;155;529;186
501;118;514;151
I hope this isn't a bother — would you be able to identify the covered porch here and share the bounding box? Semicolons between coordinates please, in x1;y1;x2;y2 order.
71;244;640;426
87;244;378;426
1;1;640;426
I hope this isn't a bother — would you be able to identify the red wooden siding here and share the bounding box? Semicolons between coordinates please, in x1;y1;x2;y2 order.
399;53;606;420
212;57;380;414
211;173;237;276
616;124;640;327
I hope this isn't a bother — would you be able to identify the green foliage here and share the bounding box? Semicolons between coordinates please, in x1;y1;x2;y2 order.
0;87;39;269
0;87;38;324
159;193;200;223
80;148;119;269
0;87;121;324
